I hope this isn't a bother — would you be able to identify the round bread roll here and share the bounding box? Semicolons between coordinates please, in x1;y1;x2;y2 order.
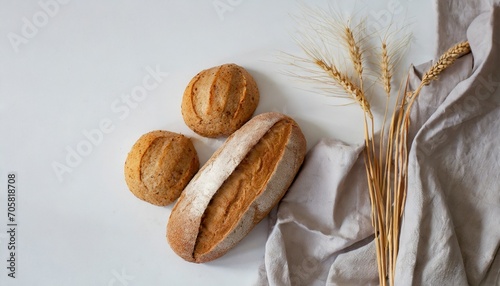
181;63;259;137
124;130;199;206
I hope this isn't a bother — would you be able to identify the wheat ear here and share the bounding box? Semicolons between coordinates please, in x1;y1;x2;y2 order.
412;41;471;98
315;59;373;119
345;26;364;87
381;42;392;96
421;41;471;85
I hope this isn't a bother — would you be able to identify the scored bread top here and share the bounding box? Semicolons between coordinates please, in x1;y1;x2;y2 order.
124;130;199;206
181;63;259;137
167;112;306;262
194;119;292;257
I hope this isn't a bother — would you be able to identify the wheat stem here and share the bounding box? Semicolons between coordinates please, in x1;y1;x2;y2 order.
379;40;393;197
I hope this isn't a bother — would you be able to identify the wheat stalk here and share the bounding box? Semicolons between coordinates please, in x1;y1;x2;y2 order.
387;40;471;283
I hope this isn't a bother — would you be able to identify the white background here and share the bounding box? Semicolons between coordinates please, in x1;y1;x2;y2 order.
0;1;435;285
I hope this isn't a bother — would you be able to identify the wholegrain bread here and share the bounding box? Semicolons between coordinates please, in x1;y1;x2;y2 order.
167;112;306;263
124;130;199;206
181;63;259;137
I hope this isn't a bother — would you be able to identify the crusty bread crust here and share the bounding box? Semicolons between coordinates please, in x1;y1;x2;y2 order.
167;112;306;263
181;63;259;138
124;130;199;206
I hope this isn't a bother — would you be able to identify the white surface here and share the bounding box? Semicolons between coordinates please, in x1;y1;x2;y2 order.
0;1;435;285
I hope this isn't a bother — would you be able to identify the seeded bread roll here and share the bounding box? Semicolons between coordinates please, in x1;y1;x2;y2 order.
124;130;199;206
181;63;259;137
167;112;306;263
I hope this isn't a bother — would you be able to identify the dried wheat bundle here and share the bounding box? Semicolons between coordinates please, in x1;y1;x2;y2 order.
287;6;471;286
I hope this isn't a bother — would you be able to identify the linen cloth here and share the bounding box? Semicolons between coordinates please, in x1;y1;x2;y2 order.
257;3;500;286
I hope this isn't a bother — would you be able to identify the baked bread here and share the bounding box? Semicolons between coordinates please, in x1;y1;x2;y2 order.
124;130;199;206
167;112;306;263
181;63;259;137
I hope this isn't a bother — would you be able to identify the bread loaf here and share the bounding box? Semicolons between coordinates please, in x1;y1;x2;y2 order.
167;112;306;263
181;63;259;138
124;130;199;206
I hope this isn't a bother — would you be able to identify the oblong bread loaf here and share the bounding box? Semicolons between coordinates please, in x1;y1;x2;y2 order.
167;112;307;263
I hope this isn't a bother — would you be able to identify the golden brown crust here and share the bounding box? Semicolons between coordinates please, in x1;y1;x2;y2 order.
166;112;306;263
181;63;259;138
124;130;199;206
